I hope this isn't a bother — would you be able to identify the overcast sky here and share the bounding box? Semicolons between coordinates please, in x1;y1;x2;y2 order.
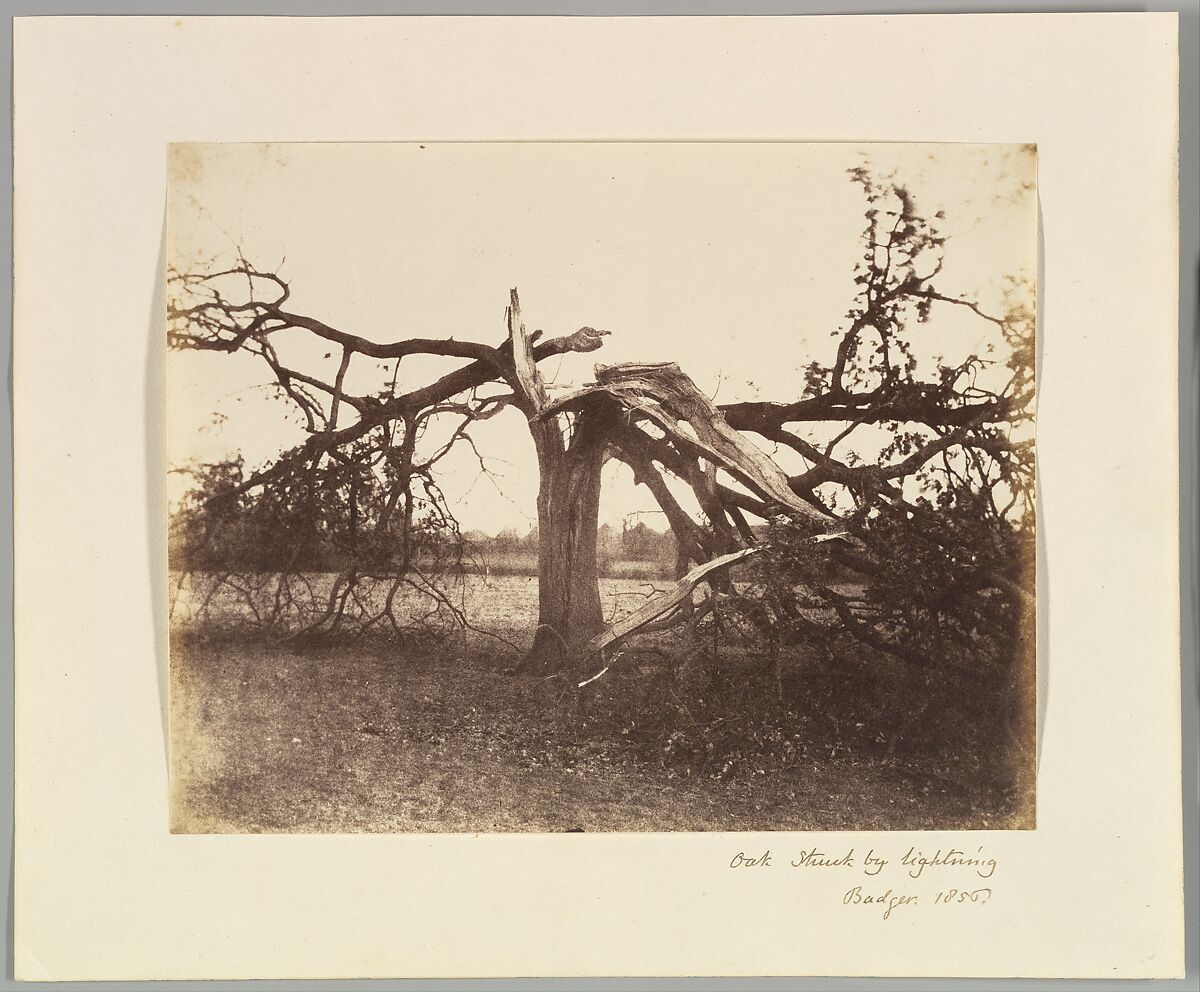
166;142;1036;534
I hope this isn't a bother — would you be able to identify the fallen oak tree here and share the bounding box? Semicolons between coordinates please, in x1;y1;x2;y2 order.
169;170;1034;702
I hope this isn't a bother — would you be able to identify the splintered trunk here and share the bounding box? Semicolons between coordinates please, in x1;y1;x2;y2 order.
504;288;615;671
525;408;611;669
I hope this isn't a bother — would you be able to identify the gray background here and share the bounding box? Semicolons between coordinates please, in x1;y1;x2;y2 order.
2;1;1195;988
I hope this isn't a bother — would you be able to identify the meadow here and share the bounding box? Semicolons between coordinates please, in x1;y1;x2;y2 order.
169;572;1031;833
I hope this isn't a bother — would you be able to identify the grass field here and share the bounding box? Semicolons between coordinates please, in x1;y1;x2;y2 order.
169;574;1028;833
169;571;674;631
462;551;674;581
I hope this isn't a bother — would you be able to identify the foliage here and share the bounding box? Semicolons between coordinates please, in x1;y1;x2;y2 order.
568;168;1036;789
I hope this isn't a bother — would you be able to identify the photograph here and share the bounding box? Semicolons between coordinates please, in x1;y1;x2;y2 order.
166;141;1038;834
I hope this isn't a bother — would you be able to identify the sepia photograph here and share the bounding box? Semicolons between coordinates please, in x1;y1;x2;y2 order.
166;141;1037;834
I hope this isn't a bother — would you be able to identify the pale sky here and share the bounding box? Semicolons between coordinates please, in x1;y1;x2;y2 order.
166;142;1036;534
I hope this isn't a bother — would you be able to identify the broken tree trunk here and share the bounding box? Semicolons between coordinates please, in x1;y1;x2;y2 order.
505;288;612;670
508;306;854;672
540;362;841;532
524;404;613;668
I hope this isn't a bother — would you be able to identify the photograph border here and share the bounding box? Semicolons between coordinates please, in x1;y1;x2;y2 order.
5;3;1196;987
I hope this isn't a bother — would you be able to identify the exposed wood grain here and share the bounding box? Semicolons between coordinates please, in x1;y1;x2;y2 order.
583;547;761;657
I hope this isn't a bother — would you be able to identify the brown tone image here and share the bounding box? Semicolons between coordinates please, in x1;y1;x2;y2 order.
166;143;1037;833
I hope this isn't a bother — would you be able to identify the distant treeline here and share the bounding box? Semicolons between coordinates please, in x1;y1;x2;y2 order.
169;508;681;579
171;505;861;584
462;521;677;578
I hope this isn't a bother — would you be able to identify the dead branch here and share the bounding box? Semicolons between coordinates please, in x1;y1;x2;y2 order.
583;547;761;657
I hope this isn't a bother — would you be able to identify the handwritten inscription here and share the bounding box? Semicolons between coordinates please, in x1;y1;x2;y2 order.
843;885;919;921
727;845;998;920
729;850;773;868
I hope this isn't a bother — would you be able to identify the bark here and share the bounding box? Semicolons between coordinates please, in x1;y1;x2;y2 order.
542;362;837;531
503;287;614;670
524;407;612;669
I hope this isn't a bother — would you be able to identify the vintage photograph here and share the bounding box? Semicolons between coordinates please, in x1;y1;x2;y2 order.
166;142;1037;833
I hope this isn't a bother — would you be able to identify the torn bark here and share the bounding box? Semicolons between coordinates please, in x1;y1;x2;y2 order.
541;362;837;531
507;288;548;414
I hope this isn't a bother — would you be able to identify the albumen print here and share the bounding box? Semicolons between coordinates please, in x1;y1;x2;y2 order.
167;143;1037;833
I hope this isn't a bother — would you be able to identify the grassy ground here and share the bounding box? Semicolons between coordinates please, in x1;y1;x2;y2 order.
170;628;1028;833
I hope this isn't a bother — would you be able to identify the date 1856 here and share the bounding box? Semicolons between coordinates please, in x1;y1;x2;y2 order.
842;885;992;920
